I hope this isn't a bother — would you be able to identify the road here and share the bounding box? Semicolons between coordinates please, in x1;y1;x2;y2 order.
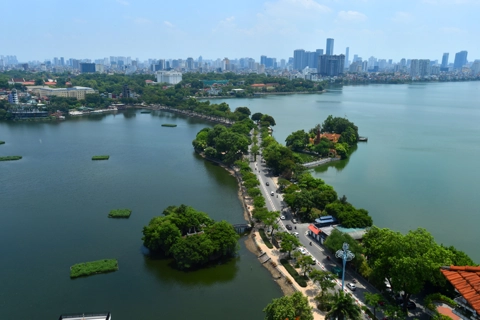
247;129;426;319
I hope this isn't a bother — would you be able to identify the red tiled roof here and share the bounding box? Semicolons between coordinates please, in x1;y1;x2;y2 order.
308;224;321;235
441;266;480;314
44;82;56;85
22;81;35;85
320;133;341;143
251;84;266;87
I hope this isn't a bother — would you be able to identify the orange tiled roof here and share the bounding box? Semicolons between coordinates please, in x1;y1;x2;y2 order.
251;84;266;87
320;133;341;143
440;266;480;314
308;224;321;235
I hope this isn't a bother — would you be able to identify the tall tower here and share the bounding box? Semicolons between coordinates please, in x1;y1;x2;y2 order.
293;49;306;71
453;51;468;70
345;47;350;68
441;53;449;68
326;38;334;55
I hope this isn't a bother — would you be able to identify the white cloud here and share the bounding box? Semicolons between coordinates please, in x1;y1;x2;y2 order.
392;11;413;23
164;21;174;28
212;16;237;33
116;0;129;5
337;10;367;22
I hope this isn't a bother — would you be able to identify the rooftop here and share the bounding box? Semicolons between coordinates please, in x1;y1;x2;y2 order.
441;266;480;315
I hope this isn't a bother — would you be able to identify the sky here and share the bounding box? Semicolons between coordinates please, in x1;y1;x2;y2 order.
2;0;479;63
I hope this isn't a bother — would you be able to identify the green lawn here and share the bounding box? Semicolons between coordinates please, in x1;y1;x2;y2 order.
108;209;132;218
70;259;118;278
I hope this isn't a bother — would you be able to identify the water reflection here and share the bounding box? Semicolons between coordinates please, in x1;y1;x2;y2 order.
313;145;357;173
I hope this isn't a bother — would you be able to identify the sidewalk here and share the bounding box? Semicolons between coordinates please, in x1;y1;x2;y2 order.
252;230;326;320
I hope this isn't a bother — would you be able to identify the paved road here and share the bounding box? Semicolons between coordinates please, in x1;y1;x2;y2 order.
247;129;426;319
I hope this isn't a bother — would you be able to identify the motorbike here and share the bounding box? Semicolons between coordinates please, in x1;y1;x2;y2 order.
309;242;312;246
327;256;330;260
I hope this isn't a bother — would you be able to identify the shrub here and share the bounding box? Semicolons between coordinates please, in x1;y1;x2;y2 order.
425;293;457;313
280;258;308;287
92;155;109;160
259;228;273;249
108;209;132;218
70;259;118;278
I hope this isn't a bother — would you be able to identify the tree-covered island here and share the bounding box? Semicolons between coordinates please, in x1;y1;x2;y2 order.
142;205;240;270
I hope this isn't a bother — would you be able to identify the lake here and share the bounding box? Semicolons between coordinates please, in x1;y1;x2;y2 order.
0;110;282;319
210;81;480;263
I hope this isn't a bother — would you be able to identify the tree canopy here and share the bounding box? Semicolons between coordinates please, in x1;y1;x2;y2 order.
263;292;313;320
142;205;239;270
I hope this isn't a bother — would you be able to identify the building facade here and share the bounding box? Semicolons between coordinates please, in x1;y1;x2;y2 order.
156;71;182;84
8;89;19;104
30;86;95;100
326;38;334;55
80;63;96;73
454;51;468;70
318;54;345;76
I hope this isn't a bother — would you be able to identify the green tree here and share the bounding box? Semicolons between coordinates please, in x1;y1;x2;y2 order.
261;114;276;126
253;195;266;208
285;130;310;151
324;229;365;270
263;291;313;320
278;232;301;258
252;112;263;121
363;227;454;311
364;293;383;319
297;255;314;276
326;291;362;320
310;270;336;309
251;145;260;161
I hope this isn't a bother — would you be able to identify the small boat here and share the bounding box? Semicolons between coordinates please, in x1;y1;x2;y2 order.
358;136;368;142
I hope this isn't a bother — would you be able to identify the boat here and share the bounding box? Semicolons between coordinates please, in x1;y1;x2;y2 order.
358;136;368;142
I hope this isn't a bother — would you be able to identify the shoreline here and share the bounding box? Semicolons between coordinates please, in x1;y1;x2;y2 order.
195;151;296;295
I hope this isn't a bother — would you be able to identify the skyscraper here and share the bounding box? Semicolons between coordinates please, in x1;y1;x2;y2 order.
80;63;96;73
345;47;349;68
441;53;449;68
318;54;345;76
453;51;468;70
326;38;334;55
186;57;194;70
293;49;306;71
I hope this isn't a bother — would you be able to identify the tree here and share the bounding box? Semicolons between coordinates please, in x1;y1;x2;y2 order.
364;293;383;319
326;291;362;320
261;114;276;126
297;255;314;276
278;232;301;258
251;145;260;161
263;291;313;320
252;112;263;121
363;227;454;311
285;130;310;151
253;195;266;208
324;229;365;271
310;270;336;310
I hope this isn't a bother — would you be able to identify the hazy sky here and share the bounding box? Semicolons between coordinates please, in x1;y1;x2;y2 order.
3;0;478;63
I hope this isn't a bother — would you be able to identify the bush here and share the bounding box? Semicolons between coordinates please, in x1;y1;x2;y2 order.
259;228;273;249
92;155;109;160
425;293;457;312
0;156;22;161
280;258;308;287
108;209;132;218
70;259;118;278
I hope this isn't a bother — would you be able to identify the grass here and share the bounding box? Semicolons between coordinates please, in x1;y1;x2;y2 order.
0;156;22;161
70;259;118;278
92;155;110;160
0;141;4;145
259;228;273;249
161;124;177;127
108;208;132;218
280;258;308;287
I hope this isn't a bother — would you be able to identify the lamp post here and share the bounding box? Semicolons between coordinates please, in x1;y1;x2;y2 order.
335;242;355;291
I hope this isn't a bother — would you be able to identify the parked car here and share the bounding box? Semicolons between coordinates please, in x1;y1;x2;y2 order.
310;257;317;265
266;182;269;186
346;283;356;291
292;232;299;238
292;219;297;224
280;215;285;220
270;191;274;196
285;224;292;230
297;247;307;255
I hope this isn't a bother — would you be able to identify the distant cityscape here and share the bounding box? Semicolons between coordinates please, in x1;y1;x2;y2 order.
1;38;479;85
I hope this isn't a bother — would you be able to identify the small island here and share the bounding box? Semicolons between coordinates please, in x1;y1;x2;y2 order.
92;155;110;160
70;259;119;278
0;156;22;161
108;208;132;218
161;124;177;127
142;204;239;270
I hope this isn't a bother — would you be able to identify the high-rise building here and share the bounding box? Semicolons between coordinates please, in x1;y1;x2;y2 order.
156;71;182;84
318;54;345;76
80;63;96;73
260;55;267;66
186;57;194;70
418;59;431;76
345;47;349;68
60;57;65;66
293;49;306;71
471;60;480;75
453;51;468;70
441;53;449;68
8;89;19;104
410;59;419;76
326;38;334;55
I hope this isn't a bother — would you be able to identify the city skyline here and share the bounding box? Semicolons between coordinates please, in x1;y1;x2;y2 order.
1;0;479;62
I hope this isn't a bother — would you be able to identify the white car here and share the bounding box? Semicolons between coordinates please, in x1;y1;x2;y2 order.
280;215;286;220
292;232;299;237
270;191;274;196
297;247;307;255
346;283;356;291
310;257;317;265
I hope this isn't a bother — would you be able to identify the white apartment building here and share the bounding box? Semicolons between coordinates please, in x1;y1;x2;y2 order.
29;86;96;100
156;71;182;84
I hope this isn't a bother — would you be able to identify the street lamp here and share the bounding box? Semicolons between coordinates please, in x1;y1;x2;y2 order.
335;242;355;291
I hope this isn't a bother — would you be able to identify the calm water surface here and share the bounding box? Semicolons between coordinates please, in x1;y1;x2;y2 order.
211;81;480;263
0;111;282;319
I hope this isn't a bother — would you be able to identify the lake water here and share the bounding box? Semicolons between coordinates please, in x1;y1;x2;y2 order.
211;81;480;263
0;111;282;319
